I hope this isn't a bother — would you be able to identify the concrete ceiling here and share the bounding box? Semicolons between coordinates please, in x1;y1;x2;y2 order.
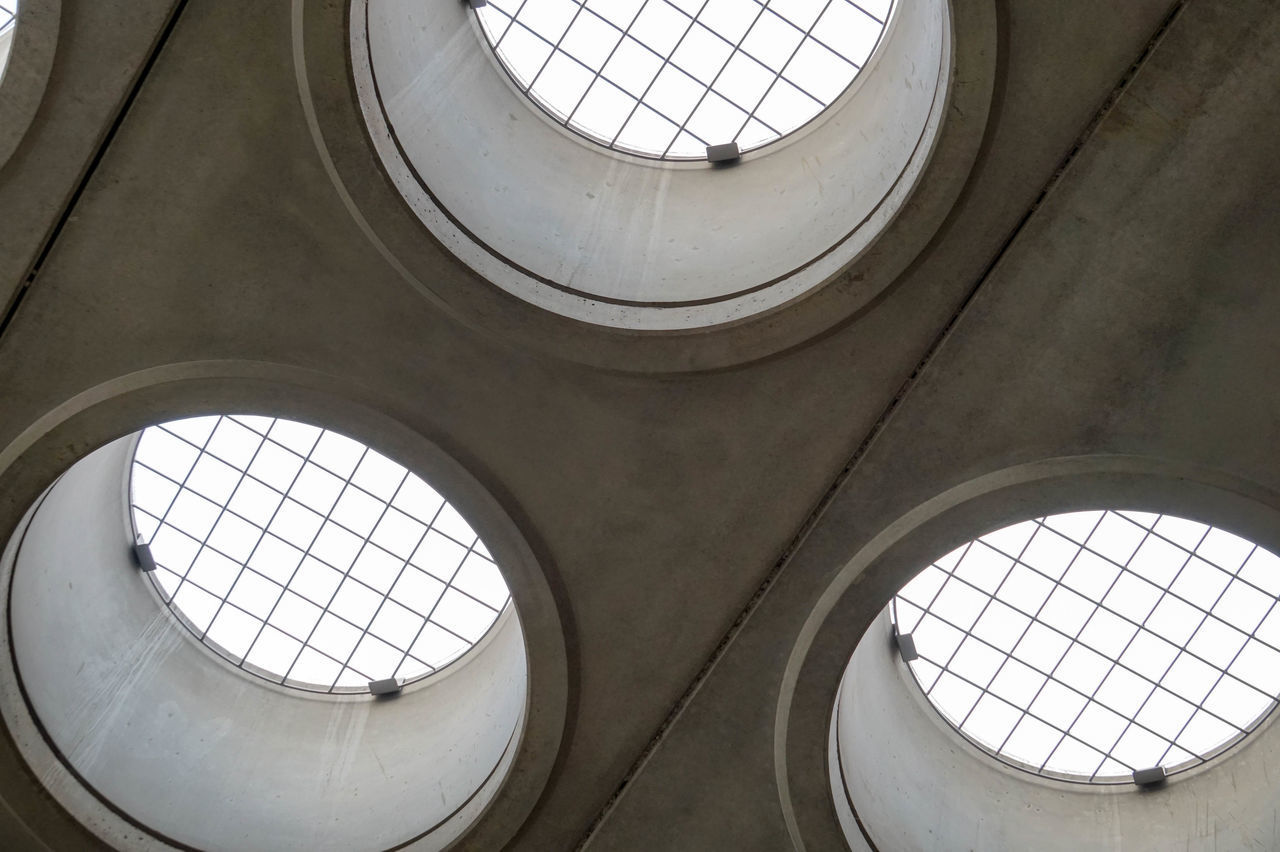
1;0;1277;848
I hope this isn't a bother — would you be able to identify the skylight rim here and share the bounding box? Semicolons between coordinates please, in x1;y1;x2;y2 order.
127;415;514;696
471;0;898;162
892;509;1280;786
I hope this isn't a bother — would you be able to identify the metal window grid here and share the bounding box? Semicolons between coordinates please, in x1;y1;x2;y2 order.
129;416;512;694
0;3;16;37
474;0;893;160
892;510;1280;784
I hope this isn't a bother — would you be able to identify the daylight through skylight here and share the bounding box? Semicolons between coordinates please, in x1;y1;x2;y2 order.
0;2;17;78
893;510;1280;783
130;416;511;694
474;0;893;160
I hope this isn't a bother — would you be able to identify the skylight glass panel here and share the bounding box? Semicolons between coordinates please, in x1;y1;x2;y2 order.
0;2;15;81
131;416;511;694
474;0;894;160
893;510;1280;783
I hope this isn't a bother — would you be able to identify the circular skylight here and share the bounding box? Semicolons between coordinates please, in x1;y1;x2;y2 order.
474;0;894;160
129;416;511;694
892;510;1280;783
0;2;16;78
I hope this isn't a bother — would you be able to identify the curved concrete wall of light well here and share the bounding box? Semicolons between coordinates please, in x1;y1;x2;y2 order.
353;0;950;329
4;435;527;851
835;603;1280;851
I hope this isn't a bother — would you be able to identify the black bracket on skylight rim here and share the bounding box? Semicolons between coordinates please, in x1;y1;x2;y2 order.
894;631;919;663
369;677;402;697
1132;766;1166;787
466;0;487;8
133;539;157;573
706;142;741;165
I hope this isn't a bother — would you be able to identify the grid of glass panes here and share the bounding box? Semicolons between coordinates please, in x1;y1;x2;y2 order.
130;416;511;693
892;511;1280;783
474;0;893;160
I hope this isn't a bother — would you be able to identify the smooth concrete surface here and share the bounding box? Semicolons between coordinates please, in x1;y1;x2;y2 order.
357;0;950;329
0;0;1276;849
6;436;527;851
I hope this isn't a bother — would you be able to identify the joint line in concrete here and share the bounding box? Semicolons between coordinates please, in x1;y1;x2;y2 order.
0;0;193;347
572;1;1191;846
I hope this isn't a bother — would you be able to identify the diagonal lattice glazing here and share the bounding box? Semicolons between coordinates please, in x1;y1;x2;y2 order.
893;510;1280;783
130;416;511;694
474;0;893;160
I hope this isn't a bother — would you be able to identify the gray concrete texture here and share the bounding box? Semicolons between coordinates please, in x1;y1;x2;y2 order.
0;0;1275;848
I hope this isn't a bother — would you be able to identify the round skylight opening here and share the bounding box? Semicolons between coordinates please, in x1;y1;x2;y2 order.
474;0;895;160
0;2;16;80
892;510;1280;783
129;415;512;694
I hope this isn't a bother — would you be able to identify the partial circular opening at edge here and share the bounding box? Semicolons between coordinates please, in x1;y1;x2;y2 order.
0;2;18;82
822;479;1280;852
891;509;1280;785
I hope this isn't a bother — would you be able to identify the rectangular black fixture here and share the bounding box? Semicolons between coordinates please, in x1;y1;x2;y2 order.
1132;766;1166;786
134;541;157;572
896;632;919;662
706;142;741;163
369;678;402;696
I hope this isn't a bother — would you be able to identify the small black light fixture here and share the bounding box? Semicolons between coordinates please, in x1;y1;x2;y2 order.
706;142;741;164
1132;766;1166;787
895;631;919;663
369;677;403;697
133;539;157;572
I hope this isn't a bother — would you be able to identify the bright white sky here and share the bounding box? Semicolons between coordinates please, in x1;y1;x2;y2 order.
475;0;892;158
894;510;1280;781
131;416;510;693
